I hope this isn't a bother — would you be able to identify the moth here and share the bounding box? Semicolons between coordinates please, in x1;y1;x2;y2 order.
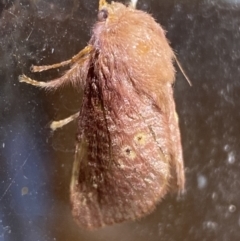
19;0;185;229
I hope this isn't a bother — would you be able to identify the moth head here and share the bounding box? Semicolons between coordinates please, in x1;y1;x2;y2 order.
97;0;137;22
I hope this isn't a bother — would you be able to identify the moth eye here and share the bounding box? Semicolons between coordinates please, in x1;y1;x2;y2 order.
98;9;109;22
122;146;136;159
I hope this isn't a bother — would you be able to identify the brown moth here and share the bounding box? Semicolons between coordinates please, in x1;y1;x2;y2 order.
19;0;185;229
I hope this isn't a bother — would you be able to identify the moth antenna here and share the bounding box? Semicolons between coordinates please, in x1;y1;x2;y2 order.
129;0;138;8
174;56;192;86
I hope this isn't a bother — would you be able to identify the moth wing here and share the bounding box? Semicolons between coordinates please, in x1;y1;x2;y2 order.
70;83;182;229
164;85;185;192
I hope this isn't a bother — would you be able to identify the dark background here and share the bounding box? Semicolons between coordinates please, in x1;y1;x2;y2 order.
1;0;240;240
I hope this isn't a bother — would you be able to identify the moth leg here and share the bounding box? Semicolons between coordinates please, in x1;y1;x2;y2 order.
50;112;79;131
19;55;88;90
31;45;93;72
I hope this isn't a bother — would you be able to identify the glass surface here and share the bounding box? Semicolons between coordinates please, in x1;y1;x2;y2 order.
1;0;240;240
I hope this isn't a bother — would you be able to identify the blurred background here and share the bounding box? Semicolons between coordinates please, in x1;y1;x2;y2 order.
1;0;240;240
